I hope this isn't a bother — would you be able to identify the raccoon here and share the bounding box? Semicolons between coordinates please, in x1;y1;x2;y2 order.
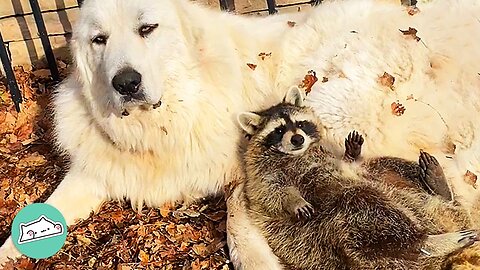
237;86;478;270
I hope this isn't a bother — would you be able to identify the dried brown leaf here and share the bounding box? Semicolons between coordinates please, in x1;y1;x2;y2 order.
391;101;406;116
17;153;46;168
139;250;150;264
246;63;257;70
161;126;168;135
378;72;395;90
444;140;456;155
322;77;328;83
160;203;173;217
287;21;296;27
464;170;477;189
407;6;420;16
299;70;319;95
258;52;272;60
192;243;209;257
399;27;421;42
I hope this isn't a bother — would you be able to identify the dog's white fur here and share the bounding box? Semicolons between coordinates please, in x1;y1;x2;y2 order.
1;0;480;268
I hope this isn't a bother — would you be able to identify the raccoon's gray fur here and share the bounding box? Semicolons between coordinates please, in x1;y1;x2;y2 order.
237;86;478;270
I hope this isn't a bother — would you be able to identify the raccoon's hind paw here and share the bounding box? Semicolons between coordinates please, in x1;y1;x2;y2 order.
418;150;453;201
420;230;479;257
344;130;364;162
294;201;314;220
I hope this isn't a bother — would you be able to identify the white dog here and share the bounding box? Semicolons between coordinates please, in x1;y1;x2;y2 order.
1;0;479;269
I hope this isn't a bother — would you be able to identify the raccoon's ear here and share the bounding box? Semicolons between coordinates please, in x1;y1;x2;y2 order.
237;112;261;135
283;86;304;107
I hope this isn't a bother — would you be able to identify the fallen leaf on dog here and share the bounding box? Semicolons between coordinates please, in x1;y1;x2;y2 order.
287;21;296;27
464;170;477;189
378;72;395;90
299;70;318;95
444;140;456;155
246;63;257;70
322;77;329;83
391;101;406;116
407;6;420;16
258;52;272;60
161;126;168;135
406;94;415;100
399;27;421;42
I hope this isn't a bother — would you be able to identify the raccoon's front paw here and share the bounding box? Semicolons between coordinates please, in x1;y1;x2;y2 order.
294;201;314;220
344;130;364;162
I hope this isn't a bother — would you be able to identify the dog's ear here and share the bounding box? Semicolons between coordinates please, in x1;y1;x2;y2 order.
283;86;304;107
237;112;261;135
71;35;94;86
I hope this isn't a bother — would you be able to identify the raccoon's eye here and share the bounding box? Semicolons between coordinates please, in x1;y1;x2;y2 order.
274;126;286;135
91;34;108;45
139;23;159;38
296;121;305;128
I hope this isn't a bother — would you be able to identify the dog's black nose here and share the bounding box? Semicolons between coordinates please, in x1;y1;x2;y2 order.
291;134;305;147
112;68;142;96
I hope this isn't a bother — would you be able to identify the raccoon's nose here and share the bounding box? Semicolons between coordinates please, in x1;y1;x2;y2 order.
112;68;142;96
291;134;305;147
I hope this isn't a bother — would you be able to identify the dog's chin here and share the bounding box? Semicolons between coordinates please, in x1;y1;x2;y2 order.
112;95;162;117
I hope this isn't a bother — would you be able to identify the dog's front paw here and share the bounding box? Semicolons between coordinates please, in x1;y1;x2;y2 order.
294;201;314;220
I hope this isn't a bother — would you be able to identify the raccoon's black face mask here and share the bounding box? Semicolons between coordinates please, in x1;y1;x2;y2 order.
237;86;321;156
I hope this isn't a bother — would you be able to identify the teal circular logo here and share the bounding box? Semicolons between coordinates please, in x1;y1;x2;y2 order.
11;203;67;259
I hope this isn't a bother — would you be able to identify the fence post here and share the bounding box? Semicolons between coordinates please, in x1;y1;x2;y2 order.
0;31;22;112
29;0;60;81
219;0;235;12
266;0;277;14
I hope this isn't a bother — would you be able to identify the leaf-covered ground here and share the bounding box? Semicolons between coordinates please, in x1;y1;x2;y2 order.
0;65;232;270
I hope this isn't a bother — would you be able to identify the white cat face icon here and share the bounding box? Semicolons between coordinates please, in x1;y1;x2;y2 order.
18;215;64;244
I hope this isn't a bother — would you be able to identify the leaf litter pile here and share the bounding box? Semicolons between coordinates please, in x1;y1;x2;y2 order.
0;65;232;270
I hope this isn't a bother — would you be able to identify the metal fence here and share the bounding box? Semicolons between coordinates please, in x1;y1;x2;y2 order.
0;0;322;112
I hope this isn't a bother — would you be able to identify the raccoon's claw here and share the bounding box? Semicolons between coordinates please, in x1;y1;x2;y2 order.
294;202;314;220
457;229;479;245
344;130;364;162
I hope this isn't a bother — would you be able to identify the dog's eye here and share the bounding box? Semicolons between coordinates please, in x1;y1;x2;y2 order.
139;24;159;38
91;34;108;45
